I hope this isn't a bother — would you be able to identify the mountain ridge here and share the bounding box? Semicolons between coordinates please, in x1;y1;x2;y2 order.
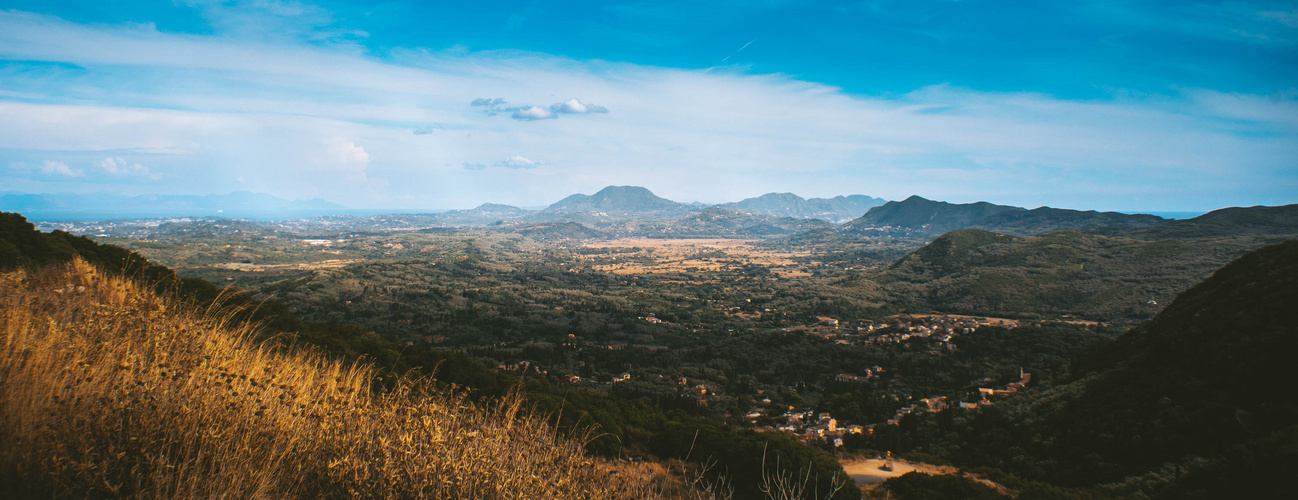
715;192;886;223
844;195;1167;237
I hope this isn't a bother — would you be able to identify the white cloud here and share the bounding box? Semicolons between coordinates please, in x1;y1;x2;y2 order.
511;106;555;121
40;160;79;177
309;136;371;182
462;162;486;171
95;156;160;179
496;155;537;169
551;98;608;114
325;136;370;164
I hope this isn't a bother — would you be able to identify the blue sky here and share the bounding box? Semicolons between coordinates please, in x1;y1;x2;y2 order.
0;0;1295;211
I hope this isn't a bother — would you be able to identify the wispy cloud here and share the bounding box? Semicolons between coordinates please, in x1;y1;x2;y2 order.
469;97;609;121
551;98;608;114
720;39;756;62
41;160;80;177
95;157;160;179
496;155;538;169
510;106;555;121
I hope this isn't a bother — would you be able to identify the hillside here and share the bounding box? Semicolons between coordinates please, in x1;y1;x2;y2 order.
716;193;886;223
872;229;1285;322
870;241;1298;497
658;207;835;237
0;259;679;499
842;196;1164;237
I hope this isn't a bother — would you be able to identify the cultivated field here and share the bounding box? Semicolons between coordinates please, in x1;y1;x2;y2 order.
582;238;815;277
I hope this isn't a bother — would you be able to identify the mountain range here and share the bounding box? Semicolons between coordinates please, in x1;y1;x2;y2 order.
11;187;1296;243
714;192;886;223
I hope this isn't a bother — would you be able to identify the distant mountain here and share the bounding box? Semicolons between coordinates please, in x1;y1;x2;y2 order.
843;195;1165;237
716;193;886;223
430;203;533;226
655;207;835;238
541;186;693;217
0;191;347;221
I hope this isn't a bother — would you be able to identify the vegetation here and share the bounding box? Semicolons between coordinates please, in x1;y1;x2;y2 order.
2;212;859;499
875;229;1287;323
11;206;1298;498
858;241;1298;497
872;473;1008;500
0;260;672;499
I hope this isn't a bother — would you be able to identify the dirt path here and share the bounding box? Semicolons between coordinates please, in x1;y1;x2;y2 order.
840;458;958;485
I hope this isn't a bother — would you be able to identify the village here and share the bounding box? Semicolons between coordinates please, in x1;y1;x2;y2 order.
746;368;1035;447
775;314;1026;361
490;312;1040;440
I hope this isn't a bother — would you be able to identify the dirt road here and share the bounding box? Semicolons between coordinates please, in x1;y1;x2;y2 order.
840;458;957;485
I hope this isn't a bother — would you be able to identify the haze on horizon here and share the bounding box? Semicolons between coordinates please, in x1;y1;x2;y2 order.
0;0;1295;213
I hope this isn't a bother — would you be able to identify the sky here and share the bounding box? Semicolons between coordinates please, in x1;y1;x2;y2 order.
0;0;1295;212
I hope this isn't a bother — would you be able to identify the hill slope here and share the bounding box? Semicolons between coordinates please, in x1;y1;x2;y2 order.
921;241;1298;495
873;229;1284;322
0;260;665;499
659;207;835;237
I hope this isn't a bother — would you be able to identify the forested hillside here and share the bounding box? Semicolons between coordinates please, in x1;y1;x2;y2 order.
867;241;1298;498
871;229;1287;323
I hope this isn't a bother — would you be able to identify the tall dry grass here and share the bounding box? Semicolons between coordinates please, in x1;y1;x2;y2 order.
0;260;710;499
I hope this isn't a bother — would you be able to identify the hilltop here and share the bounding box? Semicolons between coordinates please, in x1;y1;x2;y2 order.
429;203;535;226
842;196;1165;237
1100;203;1298;239
542;186;695;218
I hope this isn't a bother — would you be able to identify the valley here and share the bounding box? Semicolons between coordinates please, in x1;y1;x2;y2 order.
6;188;1296;499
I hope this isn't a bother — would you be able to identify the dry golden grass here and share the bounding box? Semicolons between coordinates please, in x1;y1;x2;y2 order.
0;260;714;499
